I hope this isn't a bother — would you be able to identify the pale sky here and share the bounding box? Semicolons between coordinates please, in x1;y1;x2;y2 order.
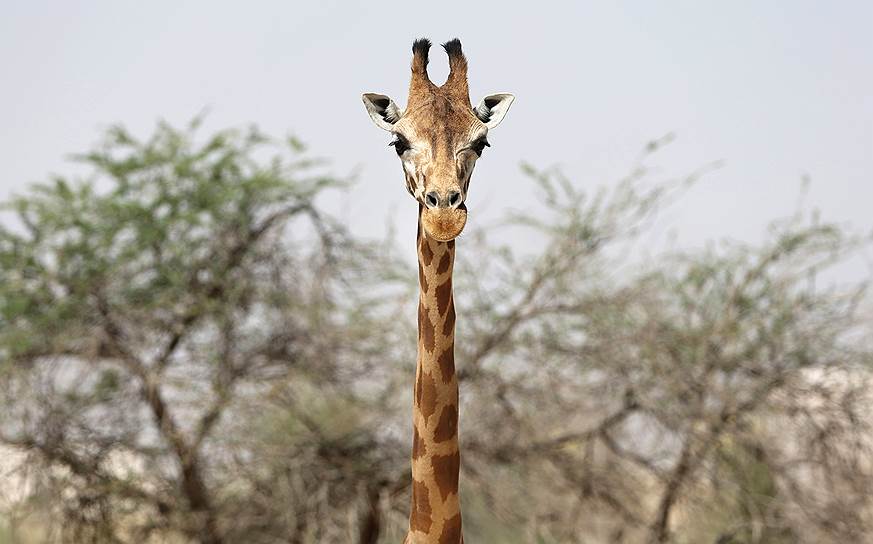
1;2;871;277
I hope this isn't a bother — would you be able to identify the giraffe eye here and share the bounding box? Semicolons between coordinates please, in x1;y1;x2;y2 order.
470;138;490;156
389;136;410;156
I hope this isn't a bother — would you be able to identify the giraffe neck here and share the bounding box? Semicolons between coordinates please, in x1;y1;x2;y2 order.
407;214;463;544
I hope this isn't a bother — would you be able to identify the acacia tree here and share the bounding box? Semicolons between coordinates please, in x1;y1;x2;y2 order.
451;149;873;543
0;120;413;543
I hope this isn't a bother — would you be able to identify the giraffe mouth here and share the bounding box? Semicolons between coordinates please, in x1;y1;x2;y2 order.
421;204;467;241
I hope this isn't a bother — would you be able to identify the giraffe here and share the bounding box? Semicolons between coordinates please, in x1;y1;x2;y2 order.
362;38;514;544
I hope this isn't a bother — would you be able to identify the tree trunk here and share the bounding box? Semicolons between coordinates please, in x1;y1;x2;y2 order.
358;487;382;544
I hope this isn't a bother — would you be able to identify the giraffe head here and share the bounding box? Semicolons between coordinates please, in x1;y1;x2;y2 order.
362;38;514;242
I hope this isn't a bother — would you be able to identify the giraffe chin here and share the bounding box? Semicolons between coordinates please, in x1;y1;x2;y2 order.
421;206;467;242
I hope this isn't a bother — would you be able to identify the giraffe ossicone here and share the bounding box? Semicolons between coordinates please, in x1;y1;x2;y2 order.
362;38;514;544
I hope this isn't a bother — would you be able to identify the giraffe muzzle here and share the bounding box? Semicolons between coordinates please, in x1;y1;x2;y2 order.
421;203;467;242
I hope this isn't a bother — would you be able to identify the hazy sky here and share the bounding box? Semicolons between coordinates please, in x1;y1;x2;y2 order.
2;2;871;276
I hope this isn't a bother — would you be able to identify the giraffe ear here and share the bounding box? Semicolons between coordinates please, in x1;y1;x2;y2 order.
362;93;402;131
474;93;515;129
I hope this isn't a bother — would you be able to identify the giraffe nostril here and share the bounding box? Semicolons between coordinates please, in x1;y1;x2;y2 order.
447;191;462;208
425;191;439;209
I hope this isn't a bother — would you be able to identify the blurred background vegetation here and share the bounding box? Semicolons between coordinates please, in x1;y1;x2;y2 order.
1;120;871;544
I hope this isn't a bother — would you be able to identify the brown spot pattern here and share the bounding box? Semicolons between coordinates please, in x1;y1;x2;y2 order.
410;479;432;532
419;301;435;353
443;302;456;337
437;343;454;384
431;451;460;502
412;425;426;459
436;251;451;274
435;278;452;316
420;237;434;266
418;262;429;294
439;513;463;544
433;405;458;443
419;372;437;423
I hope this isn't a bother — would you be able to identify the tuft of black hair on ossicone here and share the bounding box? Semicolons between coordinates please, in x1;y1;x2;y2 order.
412;38;432;64
441;38;463;58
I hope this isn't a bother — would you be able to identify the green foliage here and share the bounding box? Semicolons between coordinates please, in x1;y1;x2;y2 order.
0;118;341;363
